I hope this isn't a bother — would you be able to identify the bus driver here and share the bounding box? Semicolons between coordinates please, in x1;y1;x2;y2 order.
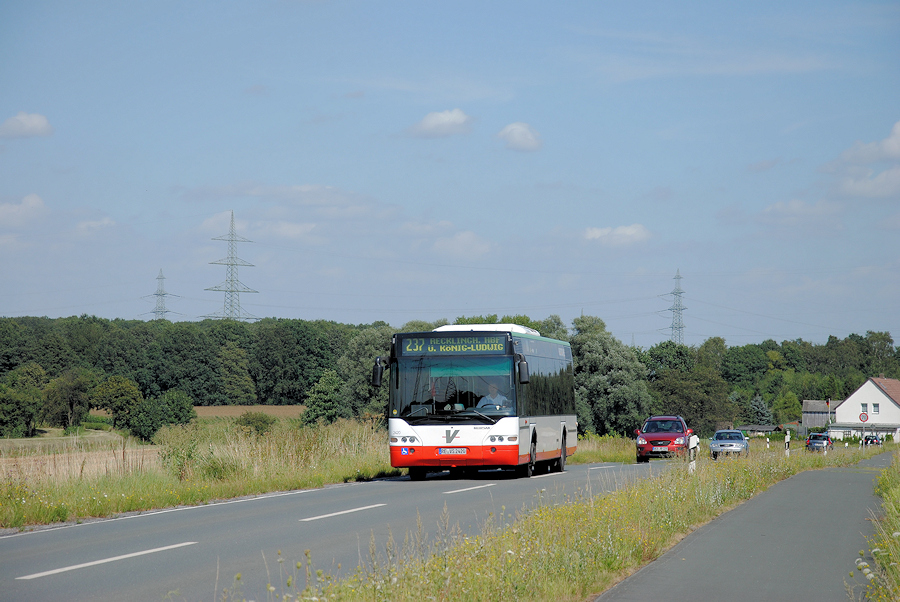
477;382;509;408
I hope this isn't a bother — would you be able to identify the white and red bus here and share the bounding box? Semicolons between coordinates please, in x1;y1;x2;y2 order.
372;324;576;480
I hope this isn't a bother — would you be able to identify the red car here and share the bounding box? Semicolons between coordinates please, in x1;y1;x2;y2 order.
635;415;693;463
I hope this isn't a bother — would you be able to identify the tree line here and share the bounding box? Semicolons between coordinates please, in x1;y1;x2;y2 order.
0;314;897;439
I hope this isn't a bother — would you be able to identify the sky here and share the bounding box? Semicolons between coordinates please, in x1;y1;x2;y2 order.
1;1;898;350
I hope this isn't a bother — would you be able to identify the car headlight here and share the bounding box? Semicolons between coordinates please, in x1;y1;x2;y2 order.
636;436;647;445
674;436;685;445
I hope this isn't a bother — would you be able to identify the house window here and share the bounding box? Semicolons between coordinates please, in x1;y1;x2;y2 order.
873;403;880;415
861;403;868;414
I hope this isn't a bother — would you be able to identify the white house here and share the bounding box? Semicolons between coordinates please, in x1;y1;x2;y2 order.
828;377;900;441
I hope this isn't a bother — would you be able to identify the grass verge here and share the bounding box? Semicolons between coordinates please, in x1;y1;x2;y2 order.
847;450;900;600
229;446;887;602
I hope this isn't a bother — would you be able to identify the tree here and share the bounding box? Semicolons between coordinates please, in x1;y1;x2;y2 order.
158;390;196;425
42;369;99;429
337;325;393;418
773;390;801;425
250;319;349;405
648;366;731;436
748;394;774;425
696;337;726;372
400;319;448;332
218;341;257;404
570;315;652;436
91;375;144;429
641;341;694;379
303;370;350;425
127;390;196;441
153;322;224;406
0;363;47;437
722;344;768;388
128;397;174;441
536;315;568;341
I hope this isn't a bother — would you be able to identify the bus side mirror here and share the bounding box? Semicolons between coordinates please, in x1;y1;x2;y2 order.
517;355;529;384
372;357;385;387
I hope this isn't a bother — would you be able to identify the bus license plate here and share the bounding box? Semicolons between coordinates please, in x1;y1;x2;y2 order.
439;448;466;455
652;446;669;452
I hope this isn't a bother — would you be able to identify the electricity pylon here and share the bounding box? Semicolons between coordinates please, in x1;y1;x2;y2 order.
203;210;258;321
143;268;180;321
669;269;686;345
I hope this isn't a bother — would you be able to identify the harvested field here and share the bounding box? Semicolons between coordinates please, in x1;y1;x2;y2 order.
194;405;305;419
0;445;160;482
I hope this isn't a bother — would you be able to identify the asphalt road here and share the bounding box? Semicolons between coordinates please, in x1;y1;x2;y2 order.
595;450;895;602
0;461;650;602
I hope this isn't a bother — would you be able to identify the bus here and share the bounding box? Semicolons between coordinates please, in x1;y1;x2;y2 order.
372;324;577;480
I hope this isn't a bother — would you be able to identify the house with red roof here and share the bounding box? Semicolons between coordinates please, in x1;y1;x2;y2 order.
828;377;900;441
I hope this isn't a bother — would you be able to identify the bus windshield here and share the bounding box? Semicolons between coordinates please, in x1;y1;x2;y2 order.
391;355;515;419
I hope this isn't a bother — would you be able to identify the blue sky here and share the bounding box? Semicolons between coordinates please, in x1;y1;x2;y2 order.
1;1;898;349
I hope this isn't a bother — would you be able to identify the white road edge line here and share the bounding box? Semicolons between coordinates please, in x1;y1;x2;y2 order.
531;472;560;479
589;465;618;470
17;541;198;580
444;483;496;494
299;503;386;522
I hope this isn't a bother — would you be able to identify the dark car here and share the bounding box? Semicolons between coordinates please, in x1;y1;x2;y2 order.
864;435;882;446
635;415;693;463
805;433;834;452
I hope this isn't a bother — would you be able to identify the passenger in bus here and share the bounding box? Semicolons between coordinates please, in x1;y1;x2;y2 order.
477;382;510;408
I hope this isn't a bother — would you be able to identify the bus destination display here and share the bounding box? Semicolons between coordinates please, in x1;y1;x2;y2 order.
401;335;507;355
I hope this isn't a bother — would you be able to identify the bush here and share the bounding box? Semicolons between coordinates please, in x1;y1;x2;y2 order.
235;411;276;435
128;397;174;441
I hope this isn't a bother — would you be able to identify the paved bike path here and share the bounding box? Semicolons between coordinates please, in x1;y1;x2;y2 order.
595;451;895;602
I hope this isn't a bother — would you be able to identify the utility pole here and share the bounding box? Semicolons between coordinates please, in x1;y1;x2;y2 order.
204;210;258;321
669;269;686;345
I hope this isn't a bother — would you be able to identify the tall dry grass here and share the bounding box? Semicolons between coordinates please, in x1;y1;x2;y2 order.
0;417;395;529
846;450;900;601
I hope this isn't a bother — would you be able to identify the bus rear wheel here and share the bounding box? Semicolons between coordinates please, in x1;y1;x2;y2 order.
554;435;567;472
519;439;536;478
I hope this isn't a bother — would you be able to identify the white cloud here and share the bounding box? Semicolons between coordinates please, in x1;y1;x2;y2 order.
0;112;53;138
497;122;542;152
826;121;900;200
584;224;651;246
838;165;900;198
258;221;317;240
0;193;49;227
399;220;454;235
432;230;491;259
757;199;842;228
76;217;115;234
409;109;473;138
839;120;900;163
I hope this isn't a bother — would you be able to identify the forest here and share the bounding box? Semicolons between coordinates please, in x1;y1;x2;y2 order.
0;313;897;439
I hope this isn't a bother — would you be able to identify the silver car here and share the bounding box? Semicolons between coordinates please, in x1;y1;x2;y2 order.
709;429;749;459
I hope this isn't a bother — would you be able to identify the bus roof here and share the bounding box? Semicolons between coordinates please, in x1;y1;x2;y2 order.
432;323;541;336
